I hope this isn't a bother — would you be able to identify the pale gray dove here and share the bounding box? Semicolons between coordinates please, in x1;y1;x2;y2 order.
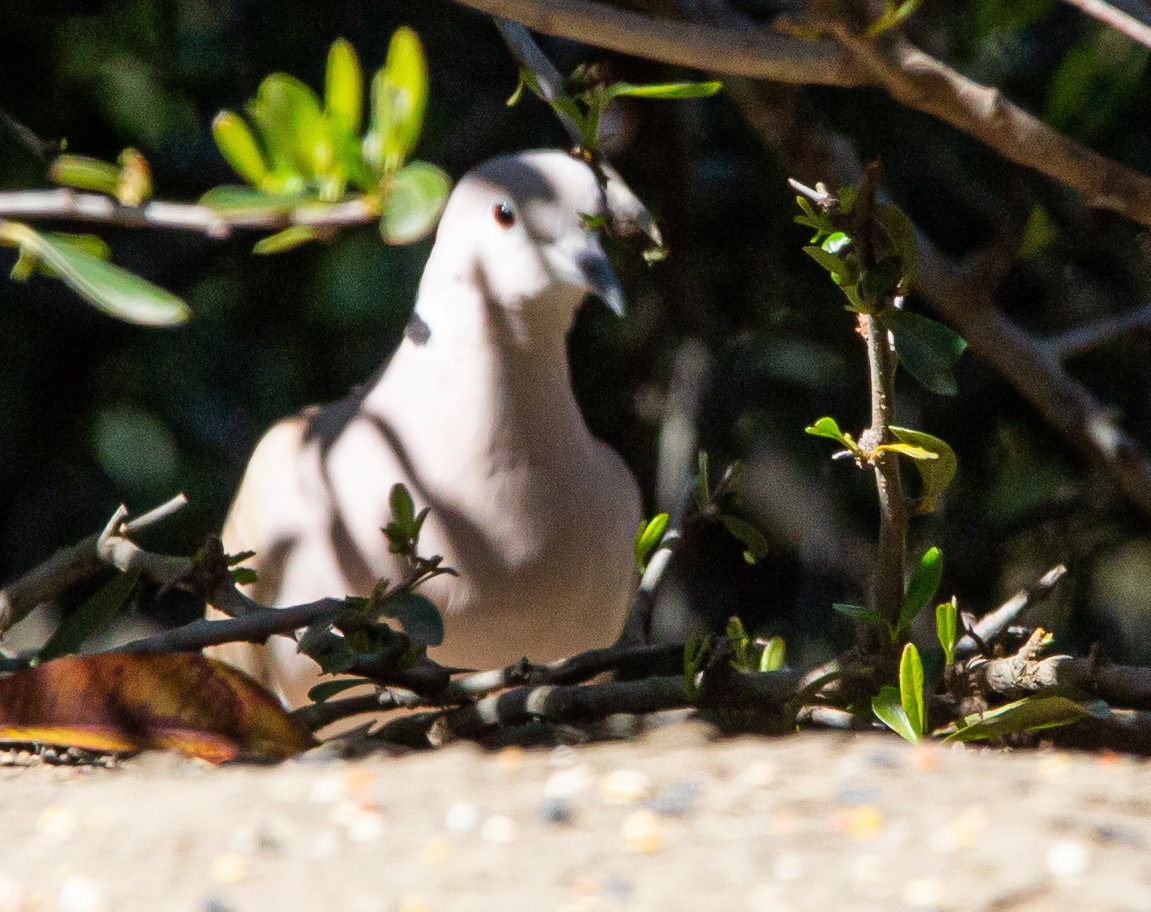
208;150;643;708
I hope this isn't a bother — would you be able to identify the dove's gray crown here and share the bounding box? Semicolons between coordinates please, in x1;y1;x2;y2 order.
209;150;642;712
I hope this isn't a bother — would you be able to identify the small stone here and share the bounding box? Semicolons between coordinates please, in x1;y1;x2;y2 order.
420;835;452;867
36;805;77;839
649;779;701;817
836;785;879;807
902;876;945;909
735;760;778;789
480;815;518;844
599;769;651;805
57;874;108;912
346;809;386;843
496;746;525;771
444;801;481;834
549;744;577;766
1046;839;1088;879
209;853;246;884
539;797;572;825
621;809;664;854
545;765;593;800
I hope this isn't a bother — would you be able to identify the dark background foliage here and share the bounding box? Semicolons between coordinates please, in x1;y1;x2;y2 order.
4;0;1151;665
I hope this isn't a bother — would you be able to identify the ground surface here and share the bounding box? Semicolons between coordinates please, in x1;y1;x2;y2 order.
1;723;1148;912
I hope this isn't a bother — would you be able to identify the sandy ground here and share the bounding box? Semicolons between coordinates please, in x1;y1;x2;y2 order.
1;723;1149;912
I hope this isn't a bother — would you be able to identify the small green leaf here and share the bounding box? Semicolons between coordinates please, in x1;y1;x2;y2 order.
874;442;938;461
759;636;785;672
874;203;918;279
1;222;188;326
253;73;326;179
888;310;968;396
635;512;669;572
211;112;270;188
942;694;1092;742
606;80;722;100
253;225;323;255
899;642;926;739
899;546;942;632
936;596;958;666
307;678;372;704
389;483;416;529
872;684;918;743
198;185;308;214
380;161;451;244
695;450;711;511
383;591;444;646
833;603;890;631
861;255;904;300
803;245;855;284
719;515;769;564
365;26;428;175
230;566;258;586
47;154;121;196
1018;204;1055;260
805;416;858;452
683;635;710;700
889;427;958;511
38;571;139;662
325;38;363;134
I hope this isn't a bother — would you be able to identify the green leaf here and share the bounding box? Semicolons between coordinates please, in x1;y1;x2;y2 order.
899;642;926;739
833;603;890;632
38;571;139;662
888;310;968;396
365;26;428;175
47;154;121;196
1;222;189;326
198;185;309;214
253;225;323;255
874;204;917;280
695;451;711;511
719;515;769;565
872;685;918;743
874;442;938;461
230;566;258;586
380;161;451;244
252;73;326;180
803;245;855;284
889;427;958;511
759;636;785;672
861;255;904;300
936;596;958;666
900;546;942;632
683;635;710;700
804;416;858;453
1018;204;1054;260
211;112;270;188
635;512;669;572
606;80;723;100
942;694;1093;742
866;0;925;36
307;678;372;704
325;38;363;134
389;482;416;529
383;591;444;646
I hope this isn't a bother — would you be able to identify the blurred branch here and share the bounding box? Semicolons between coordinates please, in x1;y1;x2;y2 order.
1061;0;1151;50
1046;302;1151;359
0;189;378;237
0;494;187;636
469;0;1151;229
956;565;1068;659
454;0;861;86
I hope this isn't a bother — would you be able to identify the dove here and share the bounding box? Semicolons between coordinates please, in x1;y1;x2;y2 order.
208;150;643;708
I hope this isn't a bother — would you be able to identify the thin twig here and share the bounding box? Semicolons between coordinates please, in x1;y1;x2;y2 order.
955;565;1067;659
1045;303;1151;359
1061;0;1151;51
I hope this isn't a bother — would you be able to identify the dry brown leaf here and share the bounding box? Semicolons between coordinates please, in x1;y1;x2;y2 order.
0;653;315;762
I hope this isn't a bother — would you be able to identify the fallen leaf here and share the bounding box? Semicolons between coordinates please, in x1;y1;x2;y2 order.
0;653;314;762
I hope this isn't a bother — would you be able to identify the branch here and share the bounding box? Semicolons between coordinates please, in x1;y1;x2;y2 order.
454;0;861;86
1045;302;1151;360
0;189;378;237
1061;0;1151;51
956;565;1068;659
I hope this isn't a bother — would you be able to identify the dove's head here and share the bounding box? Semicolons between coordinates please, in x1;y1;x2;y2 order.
427;151;626;328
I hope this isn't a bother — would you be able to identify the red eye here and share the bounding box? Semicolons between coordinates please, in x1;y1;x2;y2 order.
493;201;516;228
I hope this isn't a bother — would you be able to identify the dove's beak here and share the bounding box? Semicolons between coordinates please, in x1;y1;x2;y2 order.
575;248;626;317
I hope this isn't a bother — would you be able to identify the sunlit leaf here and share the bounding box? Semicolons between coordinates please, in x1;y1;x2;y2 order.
872;684;918;743
198;185;308;214
325;38;363;134
48;154;120;196
936;596;958;666
803;245;855;284
889;426;958;511
900;546;942;632
253;225;323;255
606;80;722;100
941;694;1094;742
888;310;968;395
365;26;428;175
0;653;314;762
874;442;938;461
635;512;669;572
253;73;325;180
1018;204;1054;260
805;416;858;452
759;636;786;672
0;222;188;326
116;148;152;206
380;161;450;244
211;111;270;188
899;642;926;738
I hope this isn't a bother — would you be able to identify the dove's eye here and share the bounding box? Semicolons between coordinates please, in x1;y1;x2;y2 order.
493;201;516;228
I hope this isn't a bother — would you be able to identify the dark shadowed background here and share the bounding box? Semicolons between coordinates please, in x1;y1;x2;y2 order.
3;0;1151;665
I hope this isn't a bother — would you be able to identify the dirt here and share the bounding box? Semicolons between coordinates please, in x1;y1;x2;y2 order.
1;722;1147;912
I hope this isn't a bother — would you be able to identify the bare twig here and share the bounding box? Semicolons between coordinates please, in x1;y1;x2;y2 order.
1061;0;1151;51
955;565;1068;659
1046;302;1151;359
0;494;188;636
0;189;378;237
